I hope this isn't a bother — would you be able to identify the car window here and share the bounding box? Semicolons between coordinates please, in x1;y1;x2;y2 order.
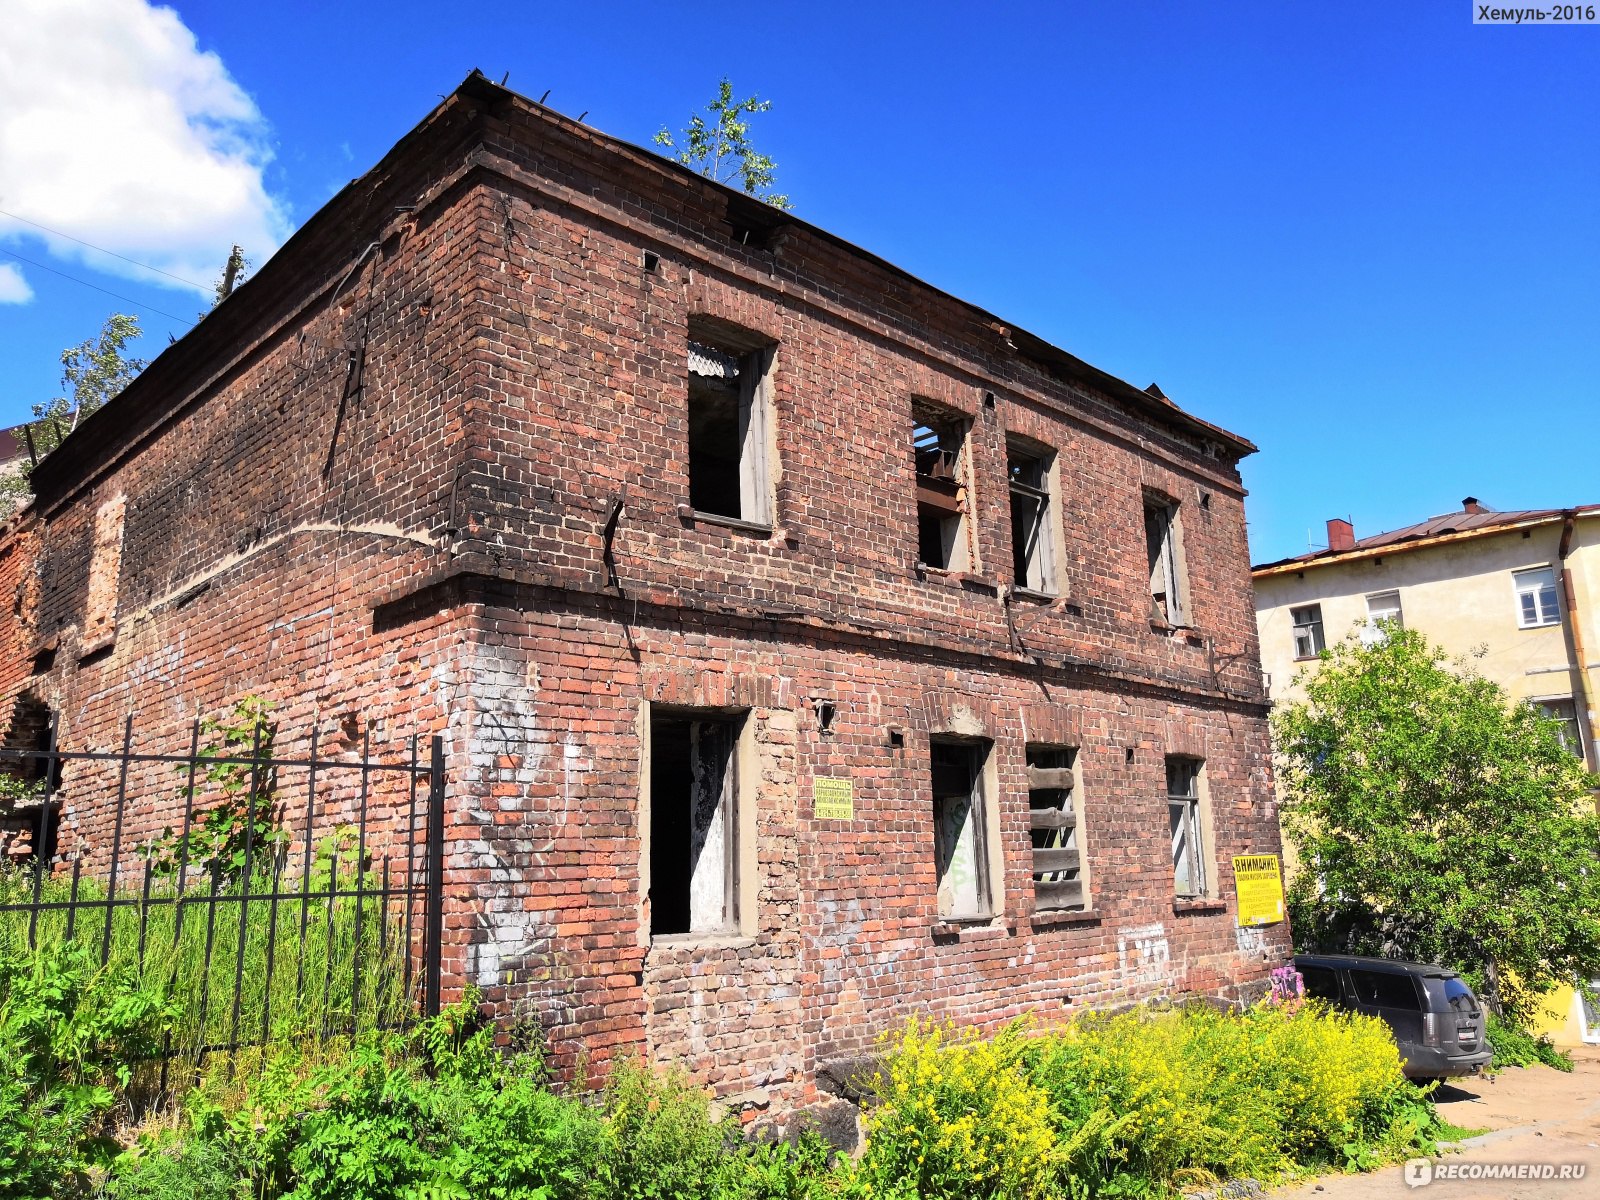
1350;970;1420;1010
1300;966;1342;1002
1441;977;1477;1011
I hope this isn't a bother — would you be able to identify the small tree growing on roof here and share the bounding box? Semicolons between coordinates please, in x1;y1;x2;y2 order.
654;78;792;210
1276;623;1600;1026
1;313;147;519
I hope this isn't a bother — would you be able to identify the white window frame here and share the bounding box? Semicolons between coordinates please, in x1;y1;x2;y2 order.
1291;604;1326;659
1365;590;1403;626
1513;566;1561;629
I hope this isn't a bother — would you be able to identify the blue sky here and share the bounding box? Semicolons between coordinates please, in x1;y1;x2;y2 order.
1;1;1595;563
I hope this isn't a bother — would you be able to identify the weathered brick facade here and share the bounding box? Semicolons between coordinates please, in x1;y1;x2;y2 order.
0;73;1289;1120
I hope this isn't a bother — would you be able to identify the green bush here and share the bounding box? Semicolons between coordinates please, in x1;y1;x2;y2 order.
0;859;411;1064
1486;1011;1573;1073
158;1000;607;1200
599;1059;742;1200
856;1018;1057;1200
0;940;177;1200
16;972;1444;1200
862;1000;1444;1199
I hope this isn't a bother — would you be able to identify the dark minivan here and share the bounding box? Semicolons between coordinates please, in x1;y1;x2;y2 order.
1293;954;1493;1081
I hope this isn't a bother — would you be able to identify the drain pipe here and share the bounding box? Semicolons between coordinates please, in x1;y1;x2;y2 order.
1556;511;1599;786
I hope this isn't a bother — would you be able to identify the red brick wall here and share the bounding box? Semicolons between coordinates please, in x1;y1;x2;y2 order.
4;83;1289;1119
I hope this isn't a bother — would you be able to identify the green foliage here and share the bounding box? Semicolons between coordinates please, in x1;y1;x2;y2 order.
861;1003;1442;1200
0;860;411;1062
1274;625;1600;1026
0;314;147;518
143;696;287;888
857;1018;1057;1200
655;80;791;210
600;1058;743;1200
16;992;1439;1200
105;999;602;1200
0;940;177;1199
211;245;251;309
1485;1011;1573;1072
104;1129;251;1200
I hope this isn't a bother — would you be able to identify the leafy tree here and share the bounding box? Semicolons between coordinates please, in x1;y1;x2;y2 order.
143;696;286;889
203;244;251;319
1;313;147;518
654;78;792;209
1276;624;1600;1025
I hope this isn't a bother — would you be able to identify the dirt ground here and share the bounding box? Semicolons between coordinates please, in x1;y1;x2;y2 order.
1273;1047;1600;1200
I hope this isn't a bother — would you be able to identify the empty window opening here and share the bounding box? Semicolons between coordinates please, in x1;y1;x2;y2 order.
930;739;993;919
1008;441;1057;593
1143;495;1186;626
1167;757;1206;898
1513;566;1560;628
813;699;836;734
1028;745;1084;912
687;332;772;524
913;400;970;571
649;712;740;938
0;694;61;862
1292;604;1326;659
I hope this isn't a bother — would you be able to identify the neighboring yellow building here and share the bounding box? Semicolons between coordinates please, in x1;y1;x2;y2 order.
1253;497;1600;1047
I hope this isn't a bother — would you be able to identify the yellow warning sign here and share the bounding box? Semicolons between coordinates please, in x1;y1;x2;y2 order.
812;777;854;820
1233;854;1284;927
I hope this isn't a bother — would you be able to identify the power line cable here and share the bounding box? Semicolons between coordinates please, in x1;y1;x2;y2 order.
0;248;196;326
0;207;209;291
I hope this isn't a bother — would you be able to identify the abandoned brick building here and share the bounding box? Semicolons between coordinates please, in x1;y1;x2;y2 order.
0;73;1289;1117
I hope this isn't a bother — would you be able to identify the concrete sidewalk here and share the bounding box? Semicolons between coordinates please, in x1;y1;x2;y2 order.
1273;1048;1600;1199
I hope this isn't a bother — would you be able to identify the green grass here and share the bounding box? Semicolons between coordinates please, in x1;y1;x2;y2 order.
0;862;414;1061
1435;1121;1491;1143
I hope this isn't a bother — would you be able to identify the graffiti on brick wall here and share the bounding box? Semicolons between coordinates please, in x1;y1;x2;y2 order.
1116;921;1173;988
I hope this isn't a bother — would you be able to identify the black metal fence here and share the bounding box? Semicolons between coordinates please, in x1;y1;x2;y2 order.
0;715;445;1068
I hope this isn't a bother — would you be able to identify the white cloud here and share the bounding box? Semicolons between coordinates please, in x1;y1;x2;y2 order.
0;0;290;296
0;263;32;304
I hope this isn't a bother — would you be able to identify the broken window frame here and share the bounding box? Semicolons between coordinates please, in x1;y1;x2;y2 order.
1291;604;1326;659
1008;439;1058;595
645;707;746;941
912;399;973;573
1166;756;1207;899
1143;494;1187;627
1027;744;1085;912
685;324;775;527
929;737;996;920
